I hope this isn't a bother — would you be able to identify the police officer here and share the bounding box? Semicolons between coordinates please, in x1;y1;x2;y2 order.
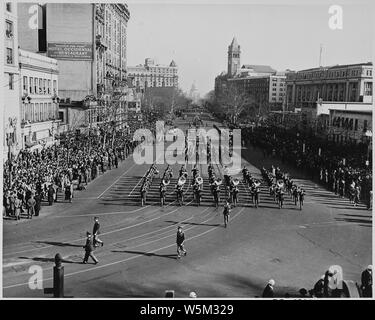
83;232;99;264
176;226;187;258
93;217;103;247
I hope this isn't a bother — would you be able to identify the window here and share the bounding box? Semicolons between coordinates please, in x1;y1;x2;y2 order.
39;103;42;121
23;76;28;93
35;103;39;122
8;73;14;90
48;103;53;119
6;21;13;38
6;48;13;64
34;78;38;94
364;82;372;96
30;77;34;93
48;80;51;94
53;80;57;93
354;119;358;131
364;120;368;131
6;2;11;12
59;111;64;122
39;78;43;94
44;103;47;120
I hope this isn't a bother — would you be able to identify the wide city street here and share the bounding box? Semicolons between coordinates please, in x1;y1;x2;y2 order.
3;117;371;298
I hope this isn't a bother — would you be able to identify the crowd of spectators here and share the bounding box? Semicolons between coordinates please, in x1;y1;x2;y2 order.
3;128;141;220
242;126;372;209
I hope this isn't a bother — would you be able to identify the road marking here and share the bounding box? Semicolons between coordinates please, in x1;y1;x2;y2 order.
51;206;151;219
97;163;137;199
4;208;212;270
3;199;190;257
3;207;244;289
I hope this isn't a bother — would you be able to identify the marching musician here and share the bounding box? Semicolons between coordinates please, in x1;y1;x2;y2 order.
212;179;221;208
160;180;167;207
176;179;185;206
253;180;260;208
193;177;203;206
179;165;187;178
223;201;231;228
298;187;305;210
140;180;148;207
232;179;239;207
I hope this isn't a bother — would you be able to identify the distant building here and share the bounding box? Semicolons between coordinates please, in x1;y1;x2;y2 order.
228;74;286;109
127;58;178;92
285;62;373;138
215;37;285;114
227;37;240;77
286;63;373;109
327;104;372;144
19;49;60;151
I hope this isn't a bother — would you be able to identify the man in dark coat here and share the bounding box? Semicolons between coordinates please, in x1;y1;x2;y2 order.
93;217;103;247
47;185;55;206
176;226;187;258
27;195;36;219
83;232;99;264
262;279;275;298
34;193;41;216
361;265;372;297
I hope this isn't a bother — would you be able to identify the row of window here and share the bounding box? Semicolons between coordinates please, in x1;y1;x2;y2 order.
291;68;372;81
332;117;368;132
22;102;58;123
23;76;57;95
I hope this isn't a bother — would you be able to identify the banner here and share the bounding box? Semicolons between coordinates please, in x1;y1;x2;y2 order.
47;42;93;60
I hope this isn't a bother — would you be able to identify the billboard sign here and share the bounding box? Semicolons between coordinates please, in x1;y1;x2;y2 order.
47;42;93;60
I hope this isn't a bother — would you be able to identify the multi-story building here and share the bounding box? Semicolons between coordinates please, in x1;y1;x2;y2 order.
327;104;372;144
215;38;285;114
19;49;60;150
17;3;130;134
127;58;178;92
3;2;21;159
286;63;373;109
285;62;373;137
228;73;286;110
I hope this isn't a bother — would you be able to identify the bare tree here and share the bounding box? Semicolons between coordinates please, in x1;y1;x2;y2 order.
215;83;255;124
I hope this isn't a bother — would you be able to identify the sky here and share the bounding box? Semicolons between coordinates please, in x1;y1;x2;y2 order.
126;1;374;96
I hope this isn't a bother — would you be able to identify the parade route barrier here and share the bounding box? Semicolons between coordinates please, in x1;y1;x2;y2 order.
44;253;64;298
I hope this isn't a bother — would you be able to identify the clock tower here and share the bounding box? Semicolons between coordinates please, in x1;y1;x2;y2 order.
228;37;241;77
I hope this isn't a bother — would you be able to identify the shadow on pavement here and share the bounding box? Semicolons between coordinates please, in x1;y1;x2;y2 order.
111;250;179;260
335;217;372;226
34;240;83;248
18;256;81;264
165;220;221;227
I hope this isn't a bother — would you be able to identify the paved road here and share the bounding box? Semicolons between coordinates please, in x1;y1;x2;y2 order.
3;119;372;298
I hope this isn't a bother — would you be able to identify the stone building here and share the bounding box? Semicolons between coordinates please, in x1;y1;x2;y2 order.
127;58;178;92
17;3;131;134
